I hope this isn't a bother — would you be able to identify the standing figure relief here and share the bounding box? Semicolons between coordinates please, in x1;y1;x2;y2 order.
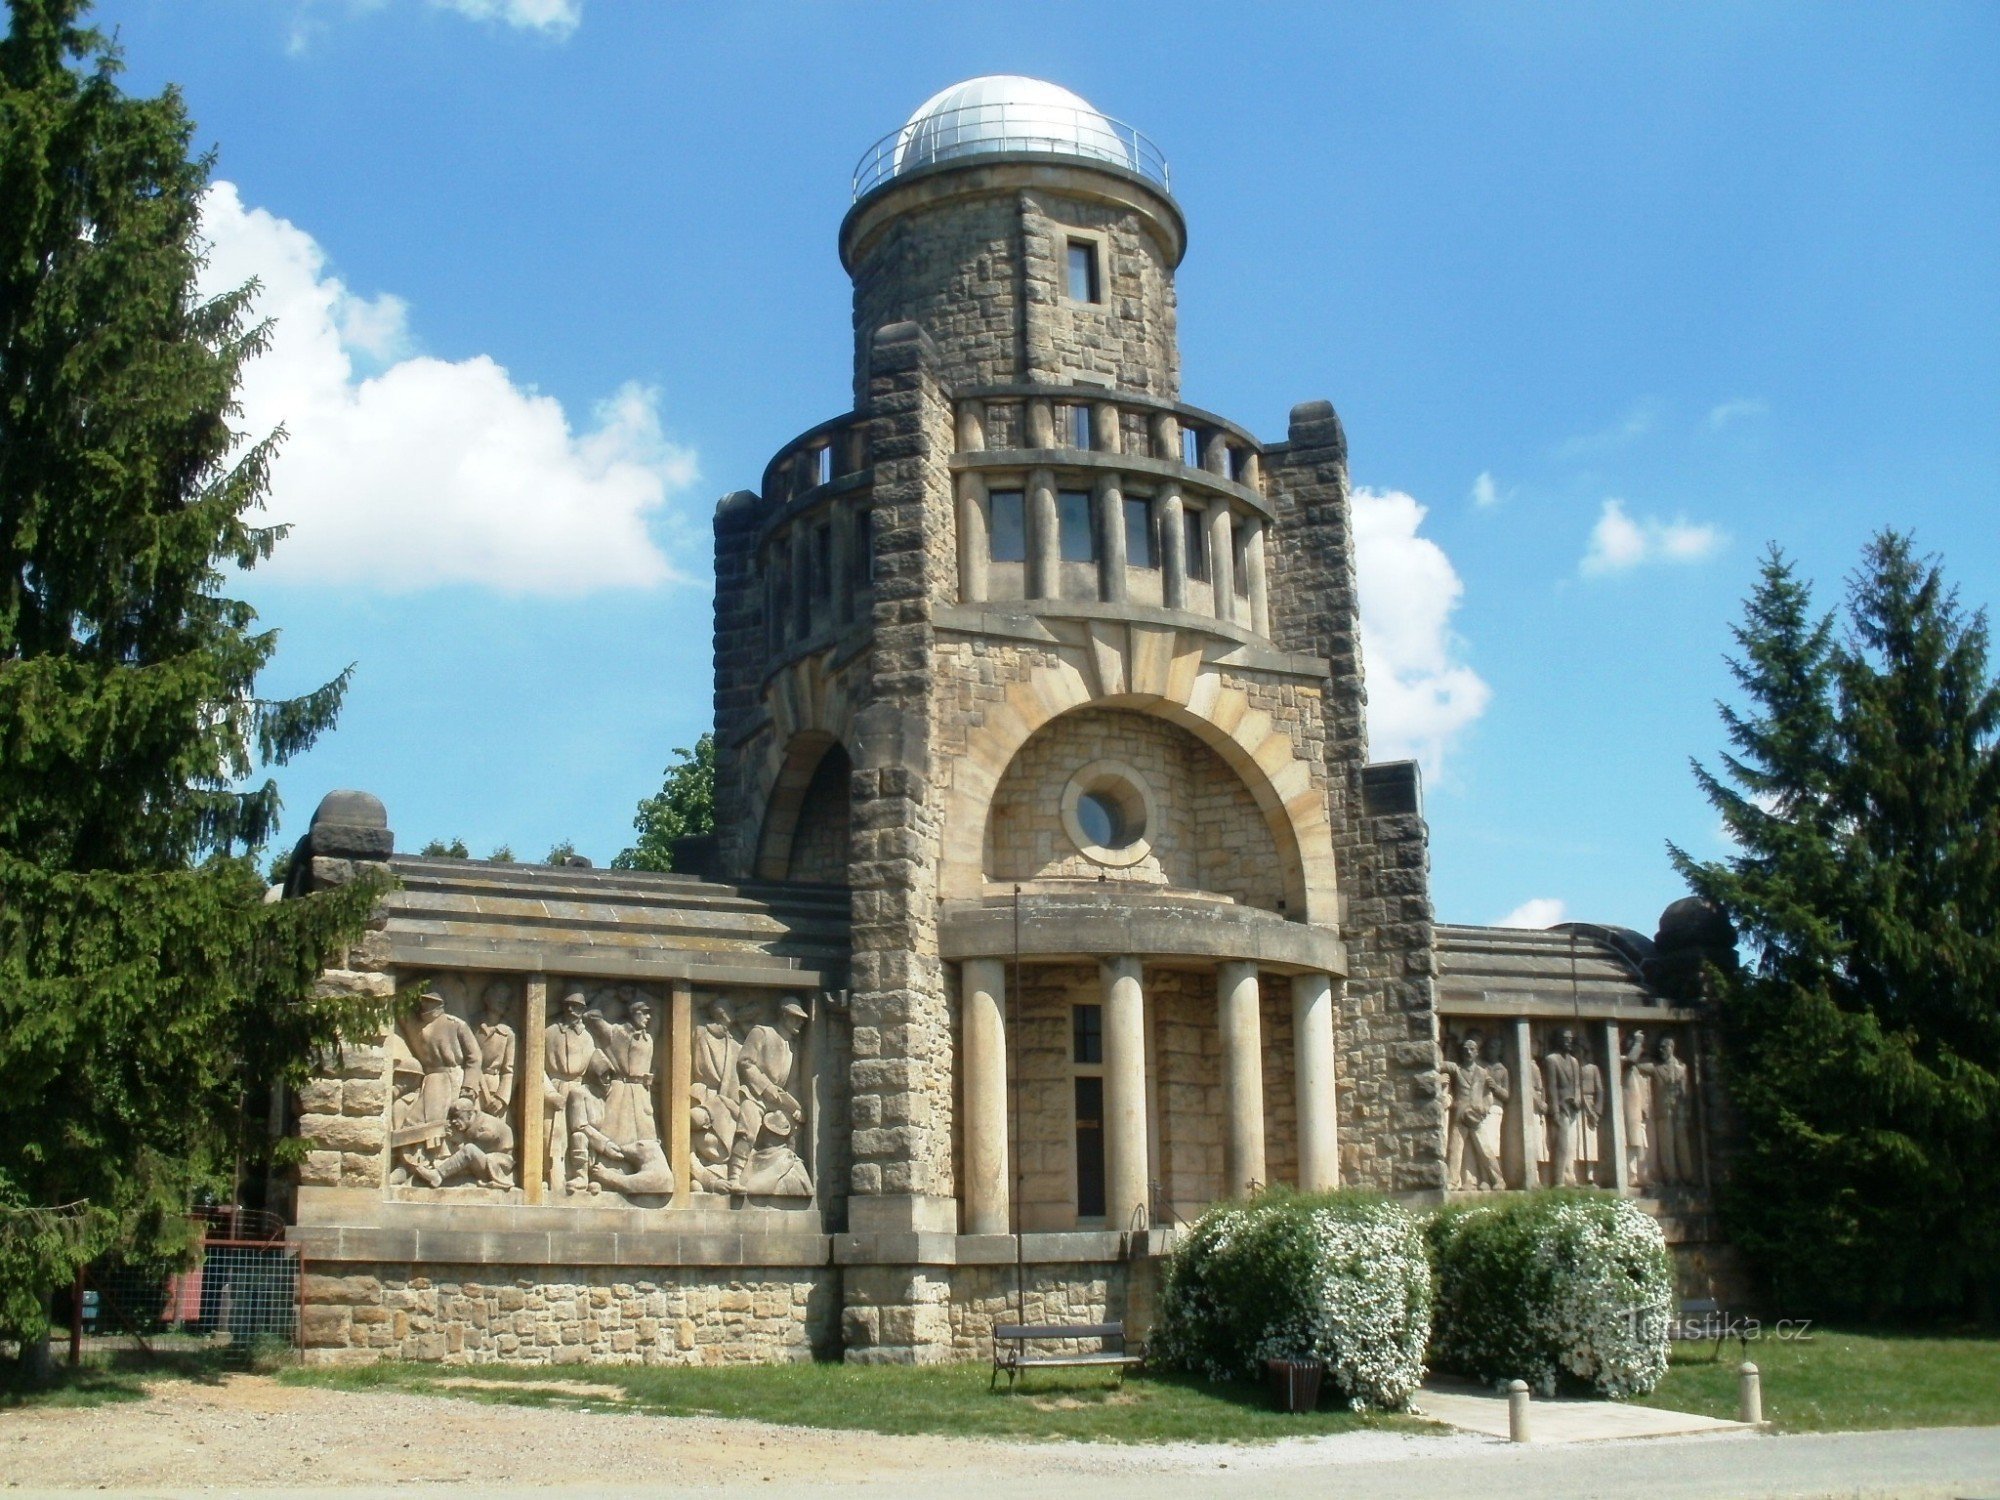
690;993;815;1198
1442;1032;1508;1191
390;982;514;1190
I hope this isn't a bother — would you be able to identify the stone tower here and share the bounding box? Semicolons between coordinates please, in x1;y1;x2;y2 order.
712;76;1447;1360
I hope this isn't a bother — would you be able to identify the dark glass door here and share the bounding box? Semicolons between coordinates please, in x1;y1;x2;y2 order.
1074;1075;1106;1219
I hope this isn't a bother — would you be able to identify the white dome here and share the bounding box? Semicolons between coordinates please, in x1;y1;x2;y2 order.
892;76;1138;177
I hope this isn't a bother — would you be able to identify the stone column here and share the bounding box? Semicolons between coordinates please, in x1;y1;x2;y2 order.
1208;504;1237;625
1160;486;1187;610
1507;1017;1536;1190
956;472;988;604
1028;467;1059;600
1097;473;1128;604
669;979;693;1203
1026;397;1056;450
1100;957;1149;1230
1292;972;1339;1191
1217;961;1267;1197
956;399;986;453
1149;410;1179;461
1202;430;1231;478
519;973;548;1205
1242;514;1270;637
1601;1020;1630;1193
1092;399;1122;455
961;959;1010;1235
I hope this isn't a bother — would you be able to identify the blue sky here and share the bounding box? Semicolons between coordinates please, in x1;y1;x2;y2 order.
79;0;2000;932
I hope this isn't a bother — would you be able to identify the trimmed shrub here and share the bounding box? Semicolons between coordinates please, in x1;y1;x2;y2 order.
1426;1190;1673;1398
1152;1190;1432;1411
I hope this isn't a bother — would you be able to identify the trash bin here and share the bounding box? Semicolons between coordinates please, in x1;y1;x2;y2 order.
1265;1357;1323;1413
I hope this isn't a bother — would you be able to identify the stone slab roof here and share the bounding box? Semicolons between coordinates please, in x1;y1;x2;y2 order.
374;856;850;989
1435;922;1682;1020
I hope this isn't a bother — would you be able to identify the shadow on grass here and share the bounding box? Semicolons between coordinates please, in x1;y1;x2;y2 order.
285;1359;1429;1444
0;1346;239;1409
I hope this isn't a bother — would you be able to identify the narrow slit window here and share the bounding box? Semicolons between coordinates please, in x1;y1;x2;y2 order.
1058;490;1096;563
816;444;834;485
1067;239;1101;303
1184;505;1209;580
1064;403;1092;451
1124;497;1156;568
988;490;1027;563
853;510;875;590
1073;1003;1103;1065
1182;427;1202;468
813;524;832;599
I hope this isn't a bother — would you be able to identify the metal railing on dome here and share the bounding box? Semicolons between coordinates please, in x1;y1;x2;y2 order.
852;102;1170;200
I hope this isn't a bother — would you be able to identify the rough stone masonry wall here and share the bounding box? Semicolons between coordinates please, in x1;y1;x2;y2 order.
983;706;1281;907
711;489;767;879
849;182;1179;403
1264;401;1446;1193
301;1265;838;1366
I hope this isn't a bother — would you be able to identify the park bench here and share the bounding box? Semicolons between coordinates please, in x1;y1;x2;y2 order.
990;1321;1144;1389
1670;1296;1746;1363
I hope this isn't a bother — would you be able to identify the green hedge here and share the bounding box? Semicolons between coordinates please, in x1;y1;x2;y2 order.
1426;1190;1673;1397
1151;1190;1432;1411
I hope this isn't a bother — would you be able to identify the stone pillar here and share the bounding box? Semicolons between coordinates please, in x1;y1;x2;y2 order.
1208;504;1236;625
956;399;985;453
519;973;548;1205
1097;473;1128;604
1602;1020;1630;1193
1026;397;1056;450
1293;972;1339;1191
1217;961;1266;1197
1100;956;1149;1229
1160;486;1187;611
1028;467;1058;600
1201;430;1231;478
669;979;693;1203
1239;450;1262;492
1507;1017;1536;1190
1242;514;1270;637
1149;409;1179;461
956;472;988;604
961;959;1010;1235
1092;399;1122;454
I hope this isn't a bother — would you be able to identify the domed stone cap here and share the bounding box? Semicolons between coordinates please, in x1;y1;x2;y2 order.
895;76;1136;176
1655;895;1736;955
306;788;393;861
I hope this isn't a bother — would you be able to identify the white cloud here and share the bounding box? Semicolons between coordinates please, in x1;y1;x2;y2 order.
286;0;583;54
1352;488;1493;778
1554;401;1658;460
1706;396;1769;430
197;182;695;595
433;0;583;34
1580;499;1725;578
1496;897;1567;929
1469;471;1501;509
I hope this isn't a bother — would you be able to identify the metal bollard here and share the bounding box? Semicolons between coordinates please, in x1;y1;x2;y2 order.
1508;1378;1531;1443
1738;1361;1762;1425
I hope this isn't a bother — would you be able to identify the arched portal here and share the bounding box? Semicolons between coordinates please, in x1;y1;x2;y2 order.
754;734;852;883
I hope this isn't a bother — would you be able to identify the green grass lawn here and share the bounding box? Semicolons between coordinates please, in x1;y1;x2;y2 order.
1637;1326;2000;1433
282;1358;1422;1444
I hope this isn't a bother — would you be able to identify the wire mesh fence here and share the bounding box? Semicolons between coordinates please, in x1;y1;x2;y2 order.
55;1208;302;1371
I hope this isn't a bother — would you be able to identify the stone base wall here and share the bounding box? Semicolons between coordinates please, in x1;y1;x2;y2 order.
942;1262;1141;1357
301;1264;839;1367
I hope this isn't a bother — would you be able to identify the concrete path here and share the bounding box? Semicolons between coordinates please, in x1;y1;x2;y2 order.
1418;1375;1754;1441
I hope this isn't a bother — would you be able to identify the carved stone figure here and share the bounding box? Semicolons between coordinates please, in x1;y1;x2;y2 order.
692;997;744;1169
387;1039;441;1187
731;996;813;1197
590;1137;676;1196
1526;1046;1550;1185
1541;1027;1584;1187
475;981;517;1117
1578;1058;1606;1183
434;1097;516;1188
401;988;483;1130
585;990;658;1150
543;987;600;1192
1621;1026;1653;1186
689;1103;734;1194
1442;1032;1507;1191
1633;1034;1696;1187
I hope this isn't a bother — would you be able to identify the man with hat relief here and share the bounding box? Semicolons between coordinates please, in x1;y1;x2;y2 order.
401;987;483;1133
731;997;812;1196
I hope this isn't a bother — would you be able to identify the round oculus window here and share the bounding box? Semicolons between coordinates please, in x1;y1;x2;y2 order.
1060;761;1155;868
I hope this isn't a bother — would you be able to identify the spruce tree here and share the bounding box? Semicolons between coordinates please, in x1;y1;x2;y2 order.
1675;535;2000;1318
0;0;383;1368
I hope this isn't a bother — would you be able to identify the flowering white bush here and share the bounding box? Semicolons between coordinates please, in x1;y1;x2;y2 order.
1153;1192;1432;1411
1427;1191;1672;1398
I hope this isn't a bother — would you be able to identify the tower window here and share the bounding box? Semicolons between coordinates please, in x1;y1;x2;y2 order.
816;444;834;485
1062;403;1092;451
813;523;832;599
853;510;875;590
989;489;1026;563
1058;490;1096;563
1072;1003;1103;1065
1182;427;1202;468
1124;497;1156;568
1067;239;1101;304
1184;505;1209;580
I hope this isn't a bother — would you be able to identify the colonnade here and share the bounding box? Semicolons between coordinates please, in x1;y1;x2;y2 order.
959;957;1339;1234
